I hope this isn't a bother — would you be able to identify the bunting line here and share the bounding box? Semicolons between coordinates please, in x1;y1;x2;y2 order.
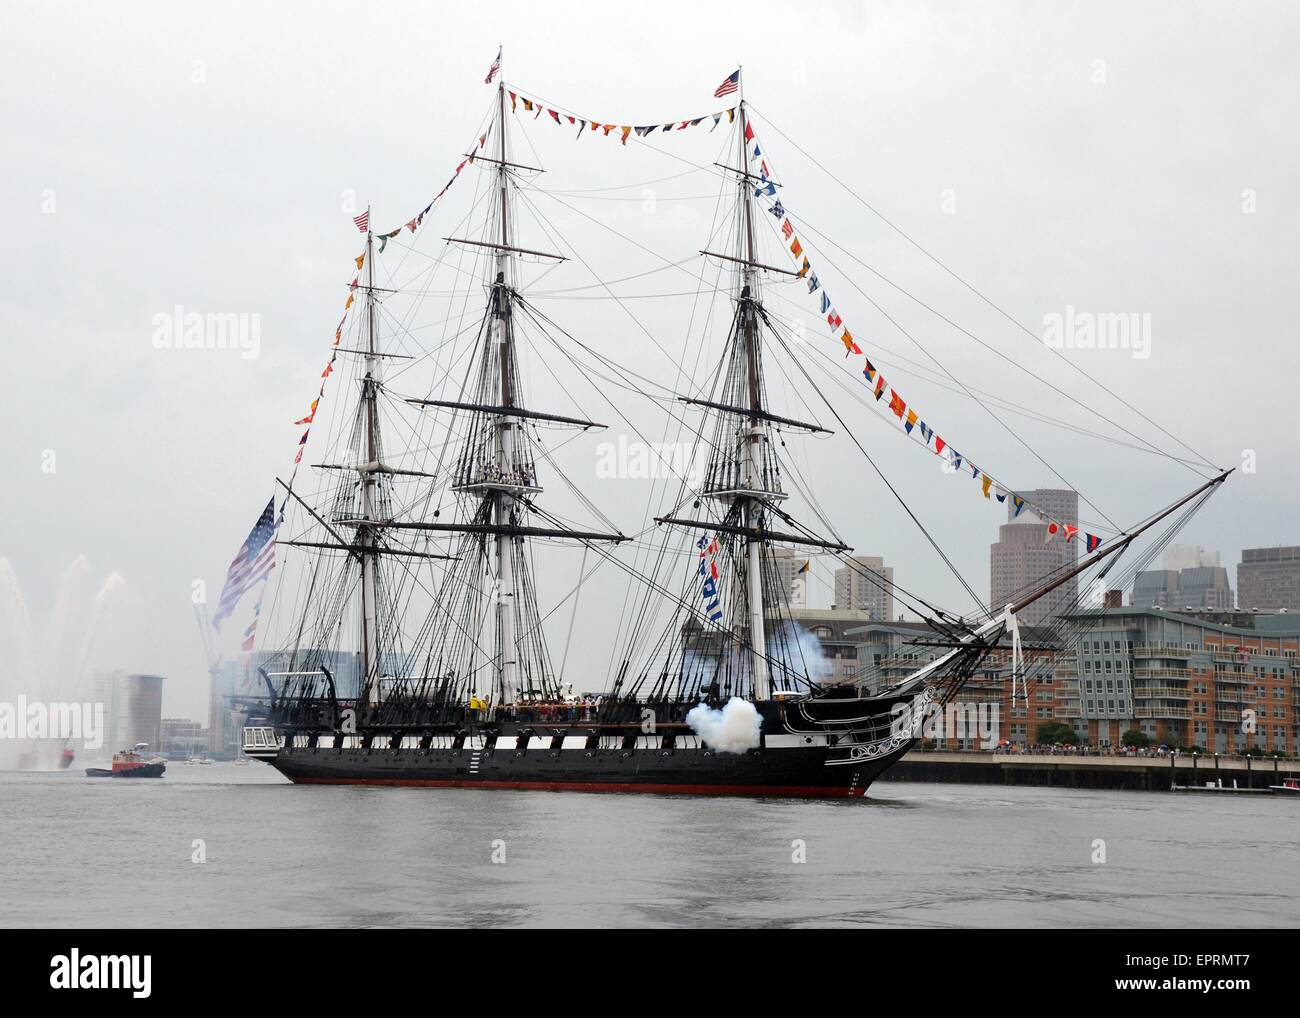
282;120;501;514
505;87;736;148
742;118;1107;553
283;74;1108;557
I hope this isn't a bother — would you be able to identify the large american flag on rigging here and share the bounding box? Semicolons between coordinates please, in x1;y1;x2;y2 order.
212;497;277;632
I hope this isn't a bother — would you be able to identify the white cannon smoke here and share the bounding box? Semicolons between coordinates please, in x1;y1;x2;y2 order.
685;696;762;754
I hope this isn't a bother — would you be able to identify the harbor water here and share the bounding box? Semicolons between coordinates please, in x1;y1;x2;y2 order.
3;764;1297;927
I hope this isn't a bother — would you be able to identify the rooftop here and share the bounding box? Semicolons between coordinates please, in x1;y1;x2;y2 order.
1062;605;1300;637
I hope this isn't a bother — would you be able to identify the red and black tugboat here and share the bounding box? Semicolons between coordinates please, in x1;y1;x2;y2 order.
85;743;166;779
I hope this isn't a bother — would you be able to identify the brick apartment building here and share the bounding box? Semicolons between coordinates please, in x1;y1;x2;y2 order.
849;608;1300;754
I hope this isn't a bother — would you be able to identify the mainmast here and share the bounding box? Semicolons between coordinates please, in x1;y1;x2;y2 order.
736;93;770;701
359;226;382;704
397;66;625;708
492;79;521;705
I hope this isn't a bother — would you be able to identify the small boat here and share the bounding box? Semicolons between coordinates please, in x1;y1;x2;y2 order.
85;743;166;779
1268;777;1300;795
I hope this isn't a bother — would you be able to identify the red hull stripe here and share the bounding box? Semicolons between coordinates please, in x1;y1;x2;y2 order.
289;776;865;798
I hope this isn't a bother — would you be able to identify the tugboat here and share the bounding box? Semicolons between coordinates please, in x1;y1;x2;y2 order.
1269;777;1300;795
85;743;166;779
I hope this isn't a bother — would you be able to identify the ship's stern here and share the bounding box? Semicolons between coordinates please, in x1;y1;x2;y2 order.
241;725;283;761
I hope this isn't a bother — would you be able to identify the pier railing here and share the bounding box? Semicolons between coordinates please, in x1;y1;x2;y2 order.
885;748;1298;792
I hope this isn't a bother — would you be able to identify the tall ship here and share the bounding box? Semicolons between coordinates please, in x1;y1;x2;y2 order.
237;64;1229;797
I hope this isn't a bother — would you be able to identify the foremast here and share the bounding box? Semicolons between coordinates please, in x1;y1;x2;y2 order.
653;84;851;703
359;226;382;705
735;98;770;701
491;79;521;704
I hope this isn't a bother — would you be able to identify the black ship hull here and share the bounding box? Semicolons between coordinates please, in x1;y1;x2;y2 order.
248;693;925;799
265;741;907;797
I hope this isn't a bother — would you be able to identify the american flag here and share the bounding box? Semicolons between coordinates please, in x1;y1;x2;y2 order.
212;498;277;632
352;210;369;233
484;46;502;84
714;70;740;98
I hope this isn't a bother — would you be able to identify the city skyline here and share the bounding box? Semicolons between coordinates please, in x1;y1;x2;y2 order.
40;524;1299;727
36;518;1294;728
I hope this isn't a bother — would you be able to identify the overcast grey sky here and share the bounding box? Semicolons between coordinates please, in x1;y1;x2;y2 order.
4;0;1297;721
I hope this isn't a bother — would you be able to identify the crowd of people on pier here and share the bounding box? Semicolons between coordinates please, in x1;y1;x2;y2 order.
982;742;1285;759
992;743;1175;757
